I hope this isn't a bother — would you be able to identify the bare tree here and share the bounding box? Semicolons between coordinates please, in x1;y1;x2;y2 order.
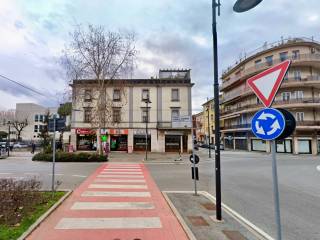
62;24;136;154
10;118;28;141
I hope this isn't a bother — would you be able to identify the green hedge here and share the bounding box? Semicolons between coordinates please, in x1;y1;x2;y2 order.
32;152;107;162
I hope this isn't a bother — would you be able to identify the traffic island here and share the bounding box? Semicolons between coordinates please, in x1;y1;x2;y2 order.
163;191;272;240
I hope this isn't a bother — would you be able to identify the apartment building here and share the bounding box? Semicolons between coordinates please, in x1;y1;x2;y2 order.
192;111;205;142
70;69;194;153
202;98;215;144
220;37;320;155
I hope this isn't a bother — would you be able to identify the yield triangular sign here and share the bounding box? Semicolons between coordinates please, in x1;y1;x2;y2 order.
247;60;291;107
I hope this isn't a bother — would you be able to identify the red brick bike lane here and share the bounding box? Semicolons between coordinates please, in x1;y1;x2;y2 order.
27;163;189;240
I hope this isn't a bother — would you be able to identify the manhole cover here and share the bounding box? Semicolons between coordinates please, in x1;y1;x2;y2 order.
187;216;209;226
222;230;247;240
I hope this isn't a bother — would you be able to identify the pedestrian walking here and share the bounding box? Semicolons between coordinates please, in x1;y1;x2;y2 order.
31;142;36;154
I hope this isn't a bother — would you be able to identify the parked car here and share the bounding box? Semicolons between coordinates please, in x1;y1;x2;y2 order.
13;142;29;148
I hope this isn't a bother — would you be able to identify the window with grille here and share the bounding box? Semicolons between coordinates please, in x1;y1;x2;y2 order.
282;92;291;101
296;112;304;122
84;108;92;123
113;108;121;123
113;89;121;101
293;70;301;80
294;91;303;99
171;89;179;101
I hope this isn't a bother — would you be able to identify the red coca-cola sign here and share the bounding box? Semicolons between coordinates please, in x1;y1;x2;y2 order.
76;128;96;135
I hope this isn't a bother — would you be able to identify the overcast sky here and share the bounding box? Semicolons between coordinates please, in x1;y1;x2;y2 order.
0;0;319;112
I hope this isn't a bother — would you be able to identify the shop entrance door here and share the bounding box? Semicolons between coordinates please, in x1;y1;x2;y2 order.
110;135;128;151
165;135;180;152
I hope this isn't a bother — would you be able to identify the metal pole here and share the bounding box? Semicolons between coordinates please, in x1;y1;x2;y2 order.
271;140;282;240
145;100;148;161
7;123;10;157
52;115;56;192
192;132;197;195
212;0;222;221
207;108;211;158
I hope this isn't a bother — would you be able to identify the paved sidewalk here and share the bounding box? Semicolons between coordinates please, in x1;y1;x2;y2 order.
28;163;188;240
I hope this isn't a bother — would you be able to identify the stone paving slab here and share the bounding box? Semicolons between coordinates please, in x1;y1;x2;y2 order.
166;192;262;240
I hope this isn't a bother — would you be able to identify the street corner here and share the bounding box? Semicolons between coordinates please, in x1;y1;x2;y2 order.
163;191;272;240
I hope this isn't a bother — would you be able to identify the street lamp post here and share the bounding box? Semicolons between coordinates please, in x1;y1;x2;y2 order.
211;0;263;222
144;97;151;161
207;106;211;158
7;121;11;157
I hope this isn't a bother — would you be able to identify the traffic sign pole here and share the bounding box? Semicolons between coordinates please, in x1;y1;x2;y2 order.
271;140;282;240
192;133;198;196
51;115;56;193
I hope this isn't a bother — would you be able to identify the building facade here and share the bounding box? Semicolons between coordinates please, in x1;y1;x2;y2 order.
202;98;215;145
221;37;320;155
192;111;205;142
70;69;194;153
15;103;58;141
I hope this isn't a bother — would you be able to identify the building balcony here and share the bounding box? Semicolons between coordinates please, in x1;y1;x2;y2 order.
221;53;320;91
221;75;320;104
223;121;320;132
221;98;320;116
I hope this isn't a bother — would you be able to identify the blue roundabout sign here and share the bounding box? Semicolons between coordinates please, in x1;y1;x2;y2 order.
251;108;286;140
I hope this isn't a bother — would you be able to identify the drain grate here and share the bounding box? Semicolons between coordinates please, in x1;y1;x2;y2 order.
201;202;216;211
222;230;247;240
187;216;209;226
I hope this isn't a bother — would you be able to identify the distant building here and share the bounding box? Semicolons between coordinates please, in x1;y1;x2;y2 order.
201;98;215;145
192;111;205;142
220;37;320;155
70;69;194;153
15;103;58;141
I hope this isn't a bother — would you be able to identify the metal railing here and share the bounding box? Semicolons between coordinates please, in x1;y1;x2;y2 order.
222;37;320;76
221;98;320;115
221;53;320;90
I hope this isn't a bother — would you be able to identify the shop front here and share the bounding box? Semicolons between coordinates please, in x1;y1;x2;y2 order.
164;131;188;153
76;128;96;151
133;129;151;151
109;129;128;152
276;139;292;153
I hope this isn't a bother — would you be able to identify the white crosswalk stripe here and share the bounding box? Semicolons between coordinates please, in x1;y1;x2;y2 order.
55;217;162;229
71;202;154;210
81;191;151;197
89;184;147;189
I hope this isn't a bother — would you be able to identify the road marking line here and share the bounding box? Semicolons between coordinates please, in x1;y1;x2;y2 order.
94;179;146;183
97;175;144;178
89;184;147;189
71;202;154;210
103;169;142;171
100;172;143;175
316;165;320;172
81;191;151;197
24;173;40;175
72;175;87;178
48;174;64;176
0;173;11;175
55;217;162;229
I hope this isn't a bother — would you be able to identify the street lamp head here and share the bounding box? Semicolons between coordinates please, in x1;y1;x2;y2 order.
233;0;263;13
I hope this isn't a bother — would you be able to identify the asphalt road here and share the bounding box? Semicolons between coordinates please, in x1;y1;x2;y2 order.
1;150;320;239
0;151;102;190
146;149;320;240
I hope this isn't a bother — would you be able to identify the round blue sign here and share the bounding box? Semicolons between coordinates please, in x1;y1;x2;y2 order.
251;108;286;140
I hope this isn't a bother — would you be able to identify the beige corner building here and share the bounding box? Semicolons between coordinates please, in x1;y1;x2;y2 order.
70;69;194;153
221;37;320;155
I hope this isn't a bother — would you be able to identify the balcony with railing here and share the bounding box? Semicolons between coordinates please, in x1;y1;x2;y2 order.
221;53;320;91
224;120;320;131
221;98;320;116
221;75;320;104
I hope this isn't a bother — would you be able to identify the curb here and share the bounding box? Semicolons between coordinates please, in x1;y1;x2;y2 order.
163;191;274;240
200;191;274;240
162;192;197;240
18;190;73;240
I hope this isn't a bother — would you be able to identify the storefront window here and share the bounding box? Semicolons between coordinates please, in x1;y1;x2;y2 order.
110;135;127;151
